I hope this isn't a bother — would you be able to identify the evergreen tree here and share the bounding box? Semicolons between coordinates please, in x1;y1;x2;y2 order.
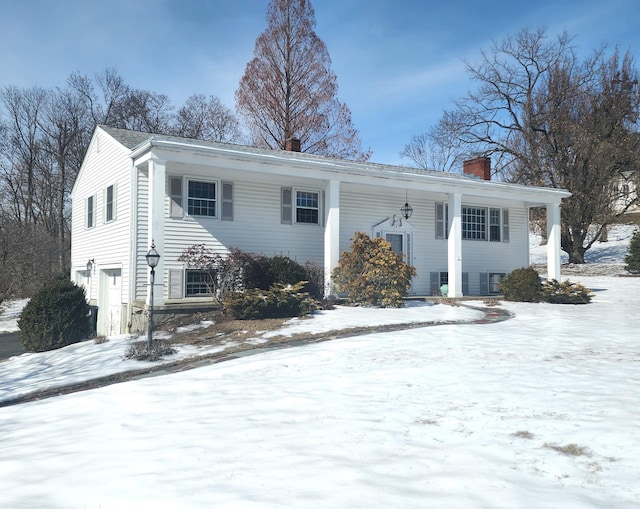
625;227;640;273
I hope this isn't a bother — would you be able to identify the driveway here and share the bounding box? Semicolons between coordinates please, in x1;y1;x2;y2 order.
0;332;26;360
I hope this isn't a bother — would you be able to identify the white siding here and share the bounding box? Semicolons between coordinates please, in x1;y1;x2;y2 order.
161;166;325;300
71;129;132;306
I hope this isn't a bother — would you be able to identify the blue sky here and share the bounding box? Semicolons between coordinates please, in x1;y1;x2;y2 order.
1;0;638;165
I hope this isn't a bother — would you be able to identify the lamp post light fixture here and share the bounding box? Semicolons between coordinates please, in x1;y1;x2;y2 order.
145;241;161;349
401;191;413;220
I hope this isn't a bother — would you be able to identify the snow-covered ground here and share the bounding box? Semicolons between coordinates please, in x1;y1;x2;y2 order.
0;225;638;508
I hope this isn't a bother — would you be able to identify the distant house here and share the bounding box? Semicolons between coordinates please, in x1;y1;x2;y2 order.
71;126;570;336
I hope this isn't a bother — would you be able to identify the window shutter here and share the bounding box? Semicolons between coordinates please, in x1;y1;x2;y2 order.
169;177;183;218
479;272;488;295
462;272;469;295
502;209;510;242
221;181;233;221
169;269;184;299
430;272;440;295
435;203;444;239
281;187;292;224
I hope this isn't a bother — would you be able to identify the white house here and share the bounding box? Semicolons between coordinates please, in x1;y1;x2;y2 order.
71;126;570;336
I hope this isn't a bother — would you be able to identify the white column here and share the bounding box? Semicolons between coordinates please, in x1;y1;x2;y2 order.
324;180;340;296
147;158;166;306
546;202;562;281
447;193;463;297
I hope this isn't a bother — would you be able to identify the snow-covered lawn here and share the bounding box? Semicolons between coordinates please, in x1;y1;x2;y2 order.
0;226;638;508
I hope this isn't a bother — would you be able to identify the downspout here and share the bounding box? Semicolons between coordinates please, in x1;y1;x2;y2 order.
127;158;138;332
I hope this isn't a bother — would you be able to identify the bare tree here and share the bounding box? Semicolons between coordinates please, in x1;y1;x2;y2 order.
236;0;369;160
173;94;241;143
419;28;640;263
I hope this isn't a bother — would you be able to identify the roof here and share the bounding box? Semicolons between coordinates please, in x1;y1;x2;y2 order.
97;125;571;204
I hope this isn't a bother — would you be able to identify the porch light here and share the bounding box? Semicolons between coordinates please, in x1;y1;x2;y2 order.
86;258;95;273
145;241;161;349
401;191;413;220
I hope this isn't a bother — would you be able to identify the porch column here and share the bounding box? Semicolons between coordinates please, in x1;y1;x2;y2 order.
147;158;166;306
546;201;562;281
324;179;340;296
447;193;463;297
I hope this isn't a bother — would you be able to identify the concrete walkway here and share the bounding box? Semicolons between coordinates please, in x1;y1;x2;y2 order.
0;304;512;408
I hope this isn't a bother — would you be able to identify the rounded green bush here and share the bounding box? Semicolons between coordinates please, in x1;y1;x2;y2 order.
18;275;91;352
499;267;542;302
269;255;307;286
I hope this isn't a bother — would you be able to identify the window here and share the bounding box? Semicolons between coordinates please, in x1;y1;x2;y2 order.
489;208;501;241
462;206;486;240
489;273;505;294
170;177;183;218
188;181;216;217
437;204;509;242
435;202;449;239
105;185;115;222
296;190;319;224
185;269;216;297
502;210;510;243
86;195;95;229
221;181;233;221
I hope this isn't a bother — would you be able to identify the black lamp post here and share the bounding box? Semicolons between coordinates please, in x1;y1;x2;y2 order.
145;241;160;349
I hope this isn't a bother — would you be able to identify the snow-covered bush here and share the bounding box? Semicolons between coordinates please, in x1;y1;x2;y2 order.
331;232;416;308
499;267;542;302
18;275;91;352
624;228;640;274
541;279;592;304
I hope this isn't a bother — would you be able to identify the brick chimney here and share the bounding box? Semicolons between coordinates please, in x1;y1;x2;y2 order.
463;157;491;181
285;137;301;152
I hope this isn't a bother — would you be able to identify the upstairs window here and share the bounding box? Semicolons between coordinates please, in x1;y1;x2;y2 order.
86;195;95;229
105;185;115;222
188;181;216;217
296;190;319;224
462;206;487;240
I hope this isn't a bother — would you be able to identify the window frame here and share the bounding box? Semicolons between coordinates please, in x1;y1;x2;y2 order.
187;179;217;218
105;184;115;223
86;195;95;229
489;272;506;294
294;189;321;225
462;206;487;240
184;269;217;297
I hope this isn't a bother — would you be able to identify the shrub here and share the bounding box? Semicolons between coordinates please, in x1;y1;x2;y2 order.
541;279;592;304
269;255;307;286
223;281;319;319
331;232;416;308
499;267;542;302
18;275;91;352
625;227;640;274
304;261;325;300
223;249;274;291
124;339;177;361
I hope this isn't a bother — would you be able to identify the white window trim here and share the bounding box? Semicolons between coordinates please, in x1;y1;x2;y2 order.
86;195;96;229
183;176;220;219
104;184;116;223
293;188;322;225
437;203;509;242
